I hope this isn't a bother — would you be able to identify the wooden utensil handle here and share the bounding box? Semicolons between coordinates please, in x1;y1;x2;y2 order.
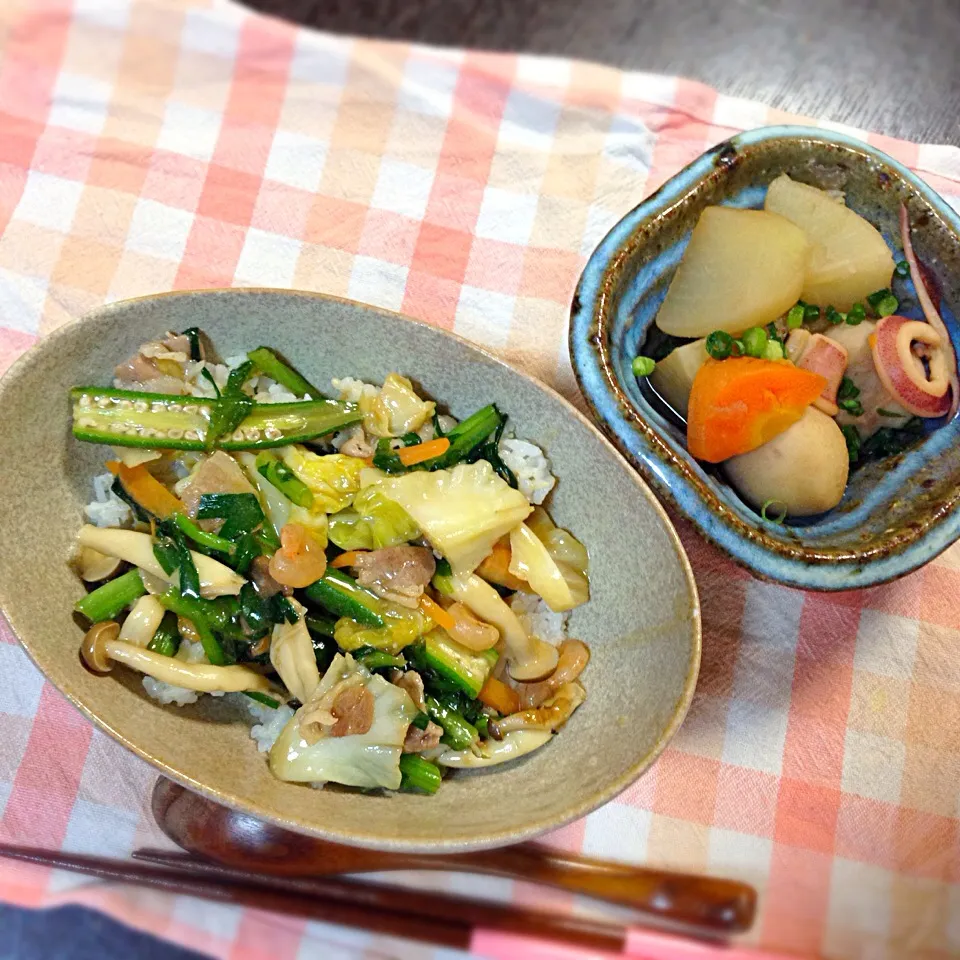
409;846;756;934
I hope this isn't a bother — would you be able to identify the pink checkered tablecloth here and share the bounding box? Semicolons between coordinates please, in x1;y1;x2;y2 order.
1;1;960;957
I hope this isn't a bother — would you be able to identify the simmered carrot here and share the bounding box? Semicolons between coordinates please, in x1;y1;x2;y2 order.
329;550;369;569
419;594;455;632
106;460;184;519
686;358;826;463
478;675;520;715
397;437;450;467
476;537;528;591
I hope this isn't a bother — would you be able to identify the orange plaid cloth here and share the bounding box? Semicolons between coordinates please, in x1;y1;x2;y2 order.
1;1;960;958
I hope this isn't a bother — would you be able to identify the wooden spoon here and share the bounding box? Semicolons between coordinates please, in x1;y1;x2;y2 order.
153;778;756;933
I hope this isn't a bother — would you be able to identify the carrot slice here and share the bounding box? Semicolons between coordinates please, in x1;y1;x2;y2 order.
419;595;456;632
397;437;450;467
329;550;369;569
476;537;528;591
478;676;520;715
106;460;184;519
686;357;826;463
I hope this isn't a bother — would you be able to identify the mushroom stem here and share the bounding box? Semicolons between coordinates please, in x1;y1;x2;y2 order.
77;525;245;598
81;618;273;693
106;639;274;692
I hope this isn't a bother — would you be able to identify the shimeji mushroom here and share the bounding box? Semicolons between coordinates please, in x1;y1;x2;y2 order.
435;729;554;768
433;568;558;682
80;620;273;693
74;545;121;583
77;525;245;598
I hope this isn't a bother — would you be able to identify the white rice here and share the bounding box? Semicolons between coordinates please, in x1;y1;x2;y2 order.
510;592;567;645
331;376;378;404
177;639;207;664
84;472;132;528
183;360;230;398
140;638;212;707
244;698;295;753
252;381;299;404
142;676;200;706
499;438;556;505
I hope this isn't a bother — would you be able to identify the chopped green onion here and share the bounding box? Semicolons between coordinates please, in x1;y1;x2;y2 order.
733;338;746;356
75;569;146;622
766;322;784;346
763;340;784;361
841;424;861;463
760;499;787;524
172;513;236;554
398;754;442;794
877;408;907;418
256;453;314;508
804;304;821;322
705;330;734;360
825;306;845;325
157;589;228;665
247;346;321;399
786;304;805;329
374;404;502;474
197;492;265;540
867;288;899;317
876;294;899;317
837;377;860;401
244;691;281;709
631;356;656;377
268;594;300;625
741;327;768;359
425;695;478;751
861;417;924;460
206;395;253;450
147;611;182;658
238;583;271;639
838;398;864;416
354;648;406;671
846;303;866;326
225;360;255;397
410;711;431;730
200;367;221;398
894;259;910;278
305;614;336;637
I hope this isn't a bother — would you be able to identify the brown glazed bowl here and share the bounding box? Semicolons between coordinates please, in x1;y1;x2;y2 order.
0;290;700;851
571;125;960;590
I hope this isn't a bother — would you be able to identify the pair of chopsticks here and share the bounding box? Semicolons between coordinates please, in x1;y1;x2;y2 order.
0;844;799;959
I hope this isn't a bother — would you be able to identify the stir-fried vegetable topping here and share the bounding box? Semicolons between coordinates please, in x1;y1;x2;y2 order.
70;330;591;796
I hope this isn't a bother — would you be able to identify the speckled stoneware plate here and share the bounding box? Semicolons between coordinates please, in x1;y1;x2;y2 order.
0;289;700;852
571;125;960;591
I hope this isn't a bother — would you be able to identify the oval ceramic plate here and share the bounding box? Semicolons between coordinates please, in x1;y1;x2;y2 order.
571;125;960;590
0;290;700;852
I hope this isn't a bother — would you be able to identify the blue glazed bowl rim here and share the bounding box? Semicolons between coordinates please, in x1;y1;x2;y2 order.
570;124;960;590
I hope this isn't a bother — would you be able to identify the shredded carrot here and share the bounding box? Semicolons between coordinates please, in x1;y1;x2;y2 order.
397;436;450;467
478;676;520;715
330;550;369;569
106;460;183;519
419;594;456;632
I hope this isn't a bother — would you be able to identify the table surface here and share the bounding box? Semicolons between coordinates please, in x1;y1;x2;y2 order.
246;0;960;147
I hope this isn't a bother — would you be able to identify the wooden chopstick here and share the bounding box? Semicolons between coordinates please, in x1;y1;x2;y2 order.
133;848;628;951
0;844;629;954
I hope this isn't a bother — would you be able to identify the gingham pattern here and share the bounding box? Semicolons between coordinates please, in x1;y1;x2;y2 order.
1;1;959;957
